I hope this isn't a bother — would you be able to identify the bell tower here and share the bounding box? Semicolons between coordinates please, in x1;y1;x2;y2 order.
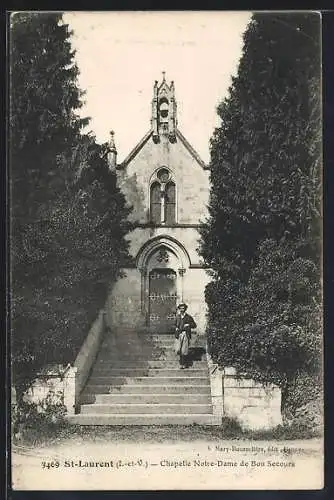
151;72;177;144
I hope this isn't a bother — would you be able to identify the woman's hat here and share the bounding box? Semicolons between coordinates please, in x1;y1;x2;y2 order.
177;303;188;310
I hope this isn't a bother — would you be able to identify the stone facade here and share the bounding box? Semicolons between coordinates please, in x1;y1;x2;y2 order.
105;74;210;335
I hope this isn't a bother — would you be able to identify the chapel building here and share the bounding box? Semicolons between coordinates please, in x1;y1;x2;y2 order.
105;74;210;335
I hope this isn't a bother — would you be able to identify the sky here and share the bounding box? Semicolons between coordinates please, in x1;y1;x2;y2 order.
64;11;251;164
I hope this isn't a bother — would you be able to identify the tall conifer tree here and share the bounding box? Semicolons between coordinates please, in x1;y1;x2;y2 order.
10;13;131;397
199;13;321;418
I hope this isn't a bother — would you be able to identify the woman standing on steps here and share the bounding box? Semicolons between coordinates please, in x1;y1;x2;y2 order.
175;303;197;369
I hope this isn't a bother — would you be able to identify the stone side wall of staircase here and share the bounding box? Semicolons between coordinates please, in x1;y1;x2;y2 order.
207;357;282;431
73;309;106;408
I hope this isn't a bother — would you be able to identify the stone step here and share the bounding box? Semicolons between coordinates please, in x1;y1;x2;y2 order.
113;332;204;339
90;368;208;377
86;376;209;386
143;335;179;341
95;360;208;369
104;333;175;340
97;351;206;361
102;347;203;358
67;413;220;426
103;332;205;341
83;384;211;395
96;351;177;361
100;339;203;346
102;339;204;347
101;341;170;347
80;393;212;405
98;346;178;355
80;403;213;415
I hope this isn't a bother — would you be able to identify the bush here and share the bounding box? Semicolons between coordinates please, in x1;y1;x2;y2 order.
13;391;68;443
282;371;323;432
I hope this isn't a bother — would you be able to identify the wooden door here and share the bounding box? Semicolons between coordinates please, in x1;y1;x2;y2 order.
149;268;177;333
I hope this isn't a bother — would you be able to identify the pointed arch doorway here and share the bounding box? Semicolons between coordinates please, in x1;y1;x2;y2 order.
136;237;190;334
149;266;177;333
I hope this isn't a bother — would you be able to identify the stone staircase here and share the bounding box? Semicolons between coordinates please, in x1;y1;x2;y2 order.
68;329;219;425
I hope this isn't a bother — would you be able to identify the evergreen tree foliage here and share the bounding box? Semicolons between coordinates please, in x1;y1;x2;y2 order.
199;13;321;412
10;13;132;397
10;12;88;220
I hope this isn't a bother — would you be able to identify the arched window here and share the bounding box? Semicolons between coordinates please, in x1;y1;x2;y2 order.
150;168;176;224
150;182;161;223
165;181;176;224
158;97;169;120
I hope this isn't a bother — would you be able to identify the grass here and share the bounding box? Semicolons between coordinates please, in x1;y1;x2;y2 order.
13;417;322;448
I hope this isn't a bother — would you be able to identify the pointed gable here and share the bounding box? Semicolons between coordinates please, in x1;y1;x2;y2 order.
118;128;208;171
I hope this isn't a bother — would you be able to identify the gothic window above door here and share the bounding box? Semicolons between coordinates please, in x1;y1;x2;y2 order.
149;168;176;224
